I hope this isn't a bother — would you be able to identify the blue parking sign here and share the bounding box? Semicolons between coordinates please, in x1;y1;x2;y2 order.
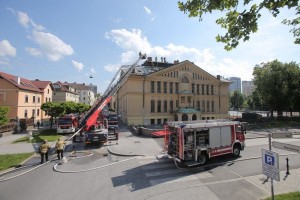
262;149;279;169
265;154;274;166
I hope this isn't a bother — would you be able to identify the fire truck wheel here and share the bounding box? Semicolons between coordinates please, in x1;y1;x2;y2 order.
197;153;207;166
232;146;240;157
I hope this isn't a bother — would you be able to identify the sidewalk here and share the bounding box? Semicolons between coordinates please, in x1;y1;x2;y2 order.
0;125;56;155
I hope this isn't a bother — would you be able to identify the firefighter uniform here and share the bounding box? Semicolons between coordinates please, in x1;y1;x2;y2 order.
39;140;50;164
55;139;66;160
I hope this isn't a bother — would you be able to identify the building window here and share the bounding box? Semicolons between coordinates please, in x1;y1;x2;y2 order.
150;81;155;93
151;100;155;113
33;96;36;103
157;119;162;124
207;85;209;95
187;96;191;104
181;76;189;83
211;85;214;95
181;96;185;103
37;109;40;116
176;100;179;108
197;84;200;94
207;101;210;112
24;109;28;118
157;100;161;112
38;97;40;103
49;98;51;102
212;101;215;112
47;89;49;94
202;100;205;112
150;119;155;125
175;82;179;94
163;82;167;93
45;97;47;102
164;118;168;124
25;95;28;103
0;93;5;102
192;83;194;94
157;82;161;93
164;100;167;112
170;101;174;112
202;85;205;95
169;82;173;94
197;101;200;110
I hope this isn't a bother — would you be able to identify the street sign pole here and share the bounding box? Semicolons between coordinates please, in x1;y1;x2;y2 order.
269;133;275;200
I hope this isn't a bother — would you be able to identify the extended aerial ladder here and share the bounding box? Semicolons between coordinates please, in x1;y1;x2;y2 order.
70;52;146;140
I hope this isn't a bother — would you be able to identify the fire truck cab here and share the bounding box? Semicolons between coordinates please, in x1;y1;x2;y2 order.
166;120;247;167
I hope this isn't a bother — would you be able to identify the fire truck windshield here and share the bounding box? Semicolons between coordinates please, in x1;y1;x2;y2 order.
58;118;72;125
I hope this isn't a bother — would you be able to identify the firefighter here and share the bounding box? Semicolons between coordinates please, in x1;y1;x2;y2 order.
39;140;50;164
55;138;66;160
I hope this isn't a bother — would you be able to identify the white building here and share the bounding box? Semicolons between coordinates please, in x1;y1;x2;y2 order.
242;81;254;96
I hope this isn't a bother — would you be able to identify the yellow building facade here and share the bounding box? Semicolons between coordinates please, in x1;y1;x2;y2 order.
115;60;230;125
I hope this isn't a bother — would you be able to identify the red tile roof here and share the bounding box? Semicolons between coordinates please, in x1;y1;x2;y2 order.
31;80;53;90
0;71;43;93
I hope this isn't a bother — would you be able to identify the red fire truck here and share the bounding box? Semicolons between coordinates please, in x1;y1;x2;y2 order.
163;120;247;167
57;114;79;134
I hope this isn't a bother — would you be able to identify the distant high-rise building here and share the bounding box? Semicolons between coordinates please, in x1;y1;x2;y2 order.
228;77;241;93
242;81;254;96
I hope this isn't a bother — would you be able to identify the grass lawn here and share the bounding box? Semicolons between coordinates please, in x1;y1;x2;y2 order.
262;191;300;200
13;129;61;143
0;153;34;171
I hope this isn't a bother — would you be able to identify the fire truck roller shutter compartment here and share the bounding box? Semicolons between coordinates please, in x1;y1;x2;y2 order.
220;126;232;147
209;127;221;148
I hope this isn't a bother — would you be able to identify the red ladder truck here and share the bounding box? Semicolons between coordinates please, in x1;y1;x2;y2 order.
70;52;146;143
163;120;247;167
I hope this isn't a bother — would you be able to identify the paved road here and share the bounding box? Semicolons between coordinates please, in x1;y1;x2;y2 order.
1;126;300;200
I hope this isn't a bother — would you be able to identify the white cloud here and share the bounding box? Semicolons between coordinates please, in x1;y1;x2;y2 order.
25;47;42;57
13;11;71;61
144;6;152;15
0;40;16;57
105;28;255;81
91;68;96;74
104;64;121;73
72;60;84;71
31;30;74;61
17;11;30;28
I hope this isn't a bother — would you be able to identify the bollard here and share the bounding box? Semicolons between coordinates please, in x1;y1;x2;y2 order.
286;158;290;175
115;130;119;145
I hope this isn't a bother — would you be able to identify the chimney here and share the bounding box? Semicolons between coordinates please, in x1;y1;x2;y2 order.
174;60;179;64
164;57;166;63
147;57;152;62
17;76;20;85
217;75;221;80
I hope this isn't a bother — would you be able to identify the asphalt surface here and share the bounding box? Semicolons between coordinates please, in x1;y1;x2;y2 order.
1;125;300;200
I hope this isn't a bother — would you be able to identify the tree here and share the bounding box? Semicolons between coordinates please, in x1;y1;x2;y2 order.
178;0;299;50
253;60;300;116
41;102;65;129
0;106;10;126
229;91;244;110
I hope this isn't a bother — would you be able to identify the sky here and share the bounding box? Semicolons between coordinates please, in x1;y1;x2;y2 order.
0;0;299;94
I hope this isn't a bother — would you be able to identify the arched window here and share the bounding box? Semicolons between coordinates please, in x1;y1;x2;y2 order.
192;114;197;120
182;114;188;121
181;76;189;83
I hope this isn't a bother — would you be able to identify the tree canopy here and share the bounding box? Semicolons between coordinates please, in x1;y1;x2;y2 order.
0;106;10;126
253;60;300;115
178;0;300;50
